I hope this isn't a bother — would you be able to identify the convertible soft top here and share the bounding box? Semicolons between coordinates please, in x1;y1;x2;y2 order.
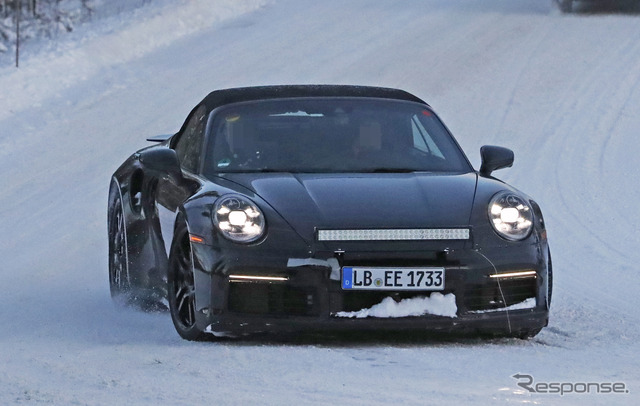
199;85;428;113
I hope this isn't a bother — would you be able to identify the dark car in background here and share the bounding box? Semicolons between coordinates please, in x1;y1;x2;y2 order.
108;85;552;340
556;0;640;12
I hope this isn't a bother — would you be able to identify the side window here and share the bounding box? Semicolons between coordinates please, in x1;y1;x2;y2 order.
174;105;207;173
411;115;445;159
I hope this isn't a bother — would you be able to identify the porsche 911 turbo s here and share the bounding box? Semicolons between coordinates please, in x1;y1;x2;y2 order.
107;85;552;340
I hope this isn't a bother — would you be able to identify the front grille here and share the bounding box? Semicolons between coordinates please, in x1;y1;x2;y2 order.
227;282;318;316
463;276;537;311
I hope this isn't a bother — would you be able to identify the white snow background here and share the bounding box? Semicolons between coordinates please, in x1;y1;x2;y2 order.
1;0;640;404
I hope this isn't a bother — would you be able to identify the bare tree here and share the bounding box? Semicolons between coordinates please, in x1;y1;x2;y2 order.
81;0;94;19
15;0;20;67
3;0;158;66
29;0;36;17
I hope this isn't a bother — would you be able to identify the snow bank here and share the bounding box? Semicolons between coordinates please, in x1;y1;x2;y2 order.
334;293;457;319
0;0;268;122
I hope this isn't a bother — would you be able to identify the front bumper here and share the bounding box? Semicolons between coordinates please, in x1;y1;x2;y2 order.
204;308;548;337
191;242;550;337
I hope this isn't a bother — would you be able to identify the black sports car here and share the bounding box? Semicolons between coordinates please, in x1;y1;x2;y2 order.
108;85;551;340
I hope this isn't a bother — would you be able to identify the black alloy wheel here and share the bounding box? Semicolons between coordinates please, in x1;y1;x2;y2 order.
547;249;553;309
168;224;204;340
108;192;132;300
513;249;553;339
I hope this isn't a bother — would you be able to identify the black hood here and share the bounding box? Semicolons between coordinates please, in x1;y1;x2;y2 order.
222;172;478;244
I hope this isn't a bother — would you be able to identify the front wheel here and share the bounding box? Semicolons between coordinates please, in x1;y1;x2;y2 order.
168;223;205;341
108;185;133;303
546;248;553;309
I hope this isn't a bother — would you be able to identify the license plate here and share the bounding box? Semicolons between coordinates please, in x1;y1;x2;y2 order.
342;267;445;291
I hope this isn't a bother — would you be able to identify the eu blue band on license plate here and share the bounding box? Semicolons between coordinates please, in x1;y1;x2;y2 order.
342;267;354;289
341;267;445;291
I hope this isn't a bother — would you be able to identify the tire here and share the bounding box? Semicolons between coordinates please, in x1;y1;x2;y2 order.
515;249;552;339
168;222;205;341
515;328;542;339
547;248;553;309
108;185;133;302
558;0;573;12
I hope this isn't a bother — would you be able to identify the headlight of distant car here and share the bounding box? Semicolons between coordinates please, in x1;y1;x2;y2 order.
488;192;533;241
213;194;265;243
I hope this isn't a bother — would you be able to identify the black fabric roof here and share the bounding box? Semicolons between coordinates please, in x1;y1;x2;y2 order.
199;85;427;112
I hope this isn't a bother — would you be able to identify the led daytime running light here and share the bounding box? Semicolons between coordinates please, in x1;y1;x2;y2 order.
489;270;537;279
229;275;289;282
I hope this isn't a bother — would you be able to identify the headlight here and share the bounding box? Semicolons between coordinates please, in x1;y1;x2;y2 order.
213;194;265;243
488;192;533;241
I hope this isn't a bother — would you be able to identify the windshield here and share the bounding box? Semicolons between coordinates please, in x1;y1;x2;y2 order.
204;98;471;175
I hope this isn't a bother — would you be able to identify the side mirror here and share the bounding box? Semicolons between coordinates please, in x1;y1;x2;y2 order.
139;147;183;181
479;145;514;176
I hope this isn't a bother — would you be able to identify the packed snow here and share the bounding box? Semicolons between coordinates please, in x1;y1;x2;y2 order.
334;294;458;319
1;0;640;405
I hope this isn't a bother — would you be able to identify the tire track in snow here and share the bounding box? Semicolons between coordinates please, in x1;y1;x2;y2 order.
542;32;640;332
481;16;640;339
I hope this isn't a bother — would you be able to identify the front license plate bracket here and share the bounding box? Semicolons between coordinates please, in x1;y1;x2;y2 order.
342;267;445;291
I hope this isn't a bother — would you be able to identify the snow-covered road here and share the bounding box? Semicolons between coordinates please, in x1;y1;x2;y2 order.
1;0;639;404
